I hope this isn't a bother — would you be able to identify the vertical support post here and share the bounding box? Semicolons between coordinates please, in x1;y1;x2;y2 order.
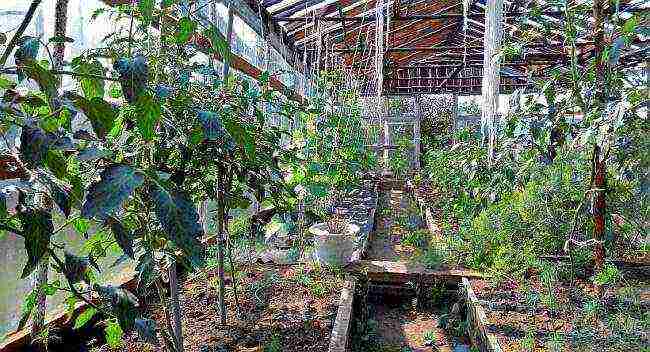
221;1;235;79
413;98;421;170
452;93;459;137
591;0;606;275
480;0;504;164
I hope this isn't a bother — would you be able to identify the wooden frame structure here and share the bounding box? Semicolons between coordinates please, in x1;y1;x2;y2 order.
231;0;645;96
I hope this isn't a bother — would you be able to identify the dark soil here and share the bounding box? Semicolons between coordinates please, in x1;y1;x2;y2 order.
93;263;344;352
472;273;649;351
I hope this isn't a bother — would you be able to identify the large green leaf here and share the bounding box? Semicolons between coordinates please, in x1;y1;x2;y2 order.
134;93;161;141
149;185;204;267
81;165;144;220
223;119;255;158
73;307;97;329
176;17;196;44
20;59;57;100
106;217;134;259
70;94;117;139
72;58;106;99
19;209;53;279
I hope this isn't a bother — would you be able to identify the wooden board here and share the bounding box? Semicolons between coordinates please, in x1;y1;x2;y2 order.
461;277;503;352
328;279;356;352
347;260;483;284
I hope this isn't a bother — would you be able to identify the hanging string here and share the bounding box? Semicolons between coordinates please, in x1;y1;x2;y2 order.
463;0;470;65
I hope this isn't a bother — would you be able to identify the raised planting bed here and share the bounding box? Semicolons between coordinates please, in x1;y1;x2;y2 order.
56;262;345;352
461;278;502;352
366;185;429;262
469;265;650;351
407;180;441;238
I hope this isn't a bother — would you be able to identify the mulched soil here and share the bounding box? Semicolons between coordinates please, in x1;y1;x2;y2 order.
94;263;344;352
471;274;650;352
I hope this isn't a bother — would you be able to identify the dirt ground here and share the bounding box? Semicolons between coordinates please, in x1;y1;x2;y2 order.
472;273;649;352
93;262;345;352
365;298;472;352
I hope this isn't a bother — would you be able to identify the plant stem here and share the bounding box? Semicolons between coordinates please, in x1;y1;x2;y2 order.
215;172;227;325
168;260;184;352
0;0;43;68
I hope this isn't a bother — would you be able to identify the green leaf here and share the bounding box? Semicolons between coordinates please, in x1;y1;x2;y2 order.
176;17;196;44
134;93;161;141
0;75;14;89
205;25;230;64
149;185;204;268
622;16;637;35
106;217;134;259
70;94;117;139
74;307;97;329
17;289;37;331
105;321;124;348
81;164;145;220
223;119;255;158
20;59;57;100
138;0;155;25
72;217;91;235
19;209;53;279
72;59;106;99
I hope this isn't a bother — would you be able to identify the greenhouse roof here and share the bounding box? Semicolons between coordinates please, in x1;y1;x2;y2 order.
102;0;647;96
249;0;648;95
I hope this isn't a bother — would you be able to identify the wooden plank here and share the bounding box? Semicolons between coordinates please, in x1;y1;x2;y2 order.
328;279;356;352
461;278;503;352
347;260;483;284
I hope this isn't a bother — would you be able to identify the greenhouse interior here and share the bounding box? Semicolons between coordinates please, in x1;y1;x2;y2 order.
0;0;648;351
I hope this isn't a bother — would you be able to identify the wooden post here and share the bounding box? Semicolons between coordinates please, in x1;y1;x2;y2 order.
413;98;421;170
591;0;606;274
221;1;235;79
480;0;504;164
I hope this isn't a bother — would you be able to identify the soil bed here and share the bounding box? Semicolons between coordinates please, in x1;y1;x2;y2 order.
471;269;649;351
367;186;426;261
352;284;473;352
93;262;345;352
